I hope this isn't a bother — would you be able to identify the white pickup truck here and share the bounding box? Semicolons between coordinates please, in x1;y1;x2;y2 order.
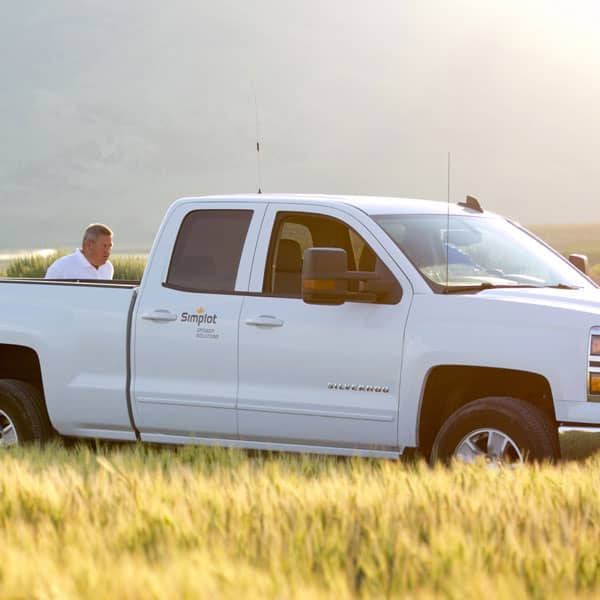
1;194;600;464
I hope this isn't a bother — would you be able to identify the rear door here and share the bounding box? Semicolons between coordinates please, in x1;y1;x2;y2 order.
132;201;265;442
237;203;412;450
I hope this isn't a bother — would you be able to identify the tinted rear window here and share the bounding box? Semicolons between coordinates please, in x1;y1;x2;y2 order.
166;210;252;292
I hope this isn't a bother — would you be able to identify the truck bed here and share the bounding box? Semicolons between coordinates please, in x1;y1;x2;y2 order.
0;279;138;438
0;277;140;288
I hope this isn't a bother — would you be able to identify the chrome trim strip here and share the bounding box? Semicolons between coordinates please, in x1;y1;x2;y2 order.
559;426;600;433
237;403;395;422
136;396;236;409
137;396;393;420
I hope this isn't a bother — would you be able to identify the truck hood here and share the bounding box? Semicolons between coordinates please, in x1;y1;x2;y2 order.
475;286;600;316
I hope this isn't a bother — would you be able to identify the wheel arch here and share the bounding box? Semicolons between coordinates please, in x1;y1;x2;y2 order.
0;344;43;388
417;365;555;458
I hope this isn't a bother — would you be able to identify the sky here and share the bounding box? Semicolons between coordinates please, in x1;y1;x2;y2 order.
1;0;599;251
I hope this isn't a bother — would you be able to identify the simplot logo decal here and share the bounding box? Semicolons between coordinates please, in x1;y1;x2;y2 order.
180;307;218;324
181;308;220;339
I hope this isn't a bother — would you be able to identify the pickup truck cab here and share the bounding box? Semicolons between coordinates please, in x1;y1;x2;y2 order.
1;194;600;464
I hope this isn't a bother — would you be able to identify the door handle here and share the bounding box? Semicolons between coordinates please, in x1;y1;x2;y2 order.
142;309;178;322
245;315;284;327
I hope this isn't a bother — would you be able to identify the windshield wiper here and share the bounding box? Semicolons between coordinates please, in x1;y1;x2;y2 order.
443;282;583;294
543;283;582;290
443;283;539;294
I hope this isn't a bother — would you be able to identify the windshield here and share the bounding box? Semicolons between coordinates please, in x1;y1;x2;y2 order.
374;214;595;292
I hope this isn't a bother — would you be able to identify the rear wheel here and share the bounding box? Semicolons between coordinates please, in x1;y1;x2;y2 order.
430;396;559;465
0;380;53;448
0;409;19;447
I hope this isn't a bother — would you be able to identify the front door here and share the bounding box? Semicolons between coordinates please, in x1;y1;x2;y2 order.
237;204;412;450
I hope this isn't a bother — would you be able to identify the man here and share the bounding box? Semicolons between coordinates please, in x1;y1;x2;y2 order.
45;224;114;279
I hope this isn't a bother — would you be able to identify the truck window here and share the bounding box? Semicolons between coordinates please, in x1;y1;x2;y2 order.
166;210;252;292
264;212;401;303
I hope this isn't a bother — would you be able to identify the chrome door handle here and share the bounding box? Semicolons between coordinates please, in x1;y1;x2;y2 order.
245;315;284;327
142;309;178;322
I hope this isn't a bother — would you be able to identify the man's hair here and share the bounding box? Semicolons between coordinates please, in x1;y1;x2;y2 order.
83;223;113;245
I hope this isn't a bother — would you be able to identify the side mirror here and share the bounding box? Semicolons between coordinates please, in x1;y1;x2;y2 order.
569;253;589;275
302;248;393;305
302;248;349;305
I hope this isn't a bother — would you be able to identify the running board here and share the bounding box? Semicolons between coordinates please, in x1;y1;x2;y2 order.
140;433;402;459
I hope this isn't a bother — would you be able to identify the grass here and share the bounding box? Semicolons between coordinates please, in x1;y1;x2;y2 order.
0;224;599;597
1;224;598;282
529;224;600;265
0;252;146;280
2;252;67;278
530;224;600;282
2;443;600;599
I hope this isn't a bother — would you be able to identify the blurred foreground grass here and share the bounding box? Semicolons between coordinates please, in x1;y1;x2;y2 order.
2;443;600;599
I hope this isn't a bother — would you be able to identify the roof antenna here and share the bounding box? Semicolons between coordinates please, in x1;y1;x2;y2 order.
254;92;262;194
446;151;451;288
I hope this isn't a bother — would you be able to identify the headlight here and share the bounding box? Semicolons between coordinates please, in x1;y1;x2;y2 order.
591;373;600;395
592;335;600;356
589;328;600;400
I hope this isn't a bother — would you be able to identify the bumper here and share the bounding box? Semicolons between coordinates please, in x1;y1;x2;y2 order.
559;426;600;460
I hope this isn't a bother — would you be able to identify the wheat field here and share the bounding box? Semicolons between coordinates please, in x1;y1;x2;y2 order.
1;228;600;599
0;252;147;280
1;442;600;599
2;223;599;282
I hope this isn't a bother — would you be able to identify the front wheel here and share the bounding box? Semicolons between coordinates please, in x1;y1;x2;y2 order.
430;396;559;465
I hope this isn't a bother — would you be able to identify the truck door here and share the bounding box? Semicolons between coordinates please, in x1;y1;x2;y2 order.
237;204;412;450
132;201;264;442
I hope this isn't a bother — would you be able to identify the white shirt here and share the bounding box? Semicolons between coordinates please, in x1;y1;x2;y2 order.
45;248;114;280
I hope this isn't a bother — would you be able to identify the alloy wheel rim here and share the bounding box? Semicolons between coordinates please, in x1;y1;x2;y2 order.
0;410;18;448
454;428;523;465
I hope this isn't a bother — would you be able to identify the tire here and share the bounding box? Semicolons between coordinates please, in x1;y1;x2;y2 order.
430;396;559;465
0;379;53;448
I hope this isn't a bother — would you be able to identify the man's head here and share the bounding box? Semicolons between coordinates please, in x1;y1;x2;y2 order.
82;224;113;268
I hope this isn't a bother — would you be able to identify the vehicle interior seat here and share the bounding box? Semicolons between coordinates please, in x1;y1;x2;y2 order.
358;246;376;271
273;239;303;296
170;255;216;289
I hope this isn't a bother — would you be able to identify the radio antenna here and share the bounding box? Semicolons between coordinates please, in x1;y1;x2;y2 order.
446;151;451;288
254;93;262;194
